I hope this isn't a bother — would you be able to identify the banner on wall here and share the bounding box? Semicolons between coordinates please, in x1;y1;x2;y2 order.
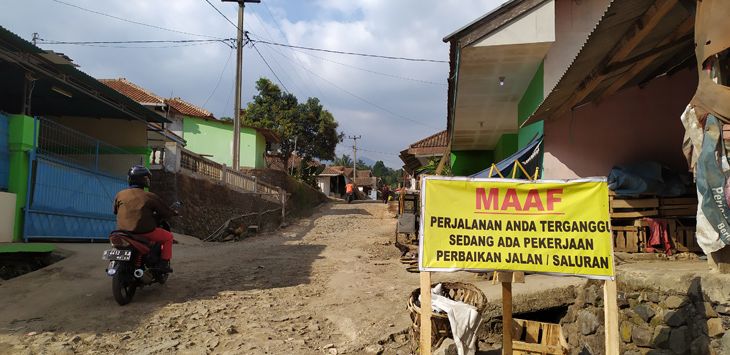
419;176;615;280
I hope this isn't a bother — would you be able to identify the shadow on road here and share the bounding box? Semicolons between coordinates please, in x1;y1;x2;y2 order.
0;203;343;335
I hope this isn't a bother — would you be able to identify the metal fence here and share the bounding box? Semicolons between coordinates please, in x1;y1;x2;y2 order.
25;117;143;240
37;117;143;176
179;149;281;202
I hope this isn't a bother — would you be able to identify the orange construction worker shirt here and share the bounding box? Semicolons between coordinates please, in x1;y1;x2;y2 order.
346;184;354;193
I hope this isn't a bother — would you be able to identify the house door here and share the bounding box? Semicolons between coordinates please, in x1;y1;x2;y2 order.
23;117;141;240
0;114;8;191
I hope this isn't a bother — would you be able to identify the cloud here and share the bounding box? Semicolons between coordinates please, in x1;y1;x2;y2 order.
3;0;507;168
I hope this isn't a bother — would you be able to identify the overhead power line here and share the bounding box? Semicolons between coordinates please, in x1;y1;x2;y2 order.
358;148;400;156
287;46;446;86
38;38;234;49
51;0;222;39
264;43;439;129
202;0;243;36
40;39;232;45
250;42;290;93
203;47;236;108
252;39;448;64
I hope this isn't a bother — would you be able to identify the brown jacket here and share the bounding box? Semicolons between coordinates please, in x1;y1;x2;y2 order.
114;188;175;233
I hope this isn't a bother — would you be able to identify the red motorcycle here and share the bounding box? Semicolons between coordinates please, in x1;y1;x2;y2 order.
102;203;180;305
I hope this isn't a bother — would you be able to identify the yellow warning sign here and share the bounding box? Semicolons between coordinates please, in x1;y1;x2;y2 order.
419;177;614;279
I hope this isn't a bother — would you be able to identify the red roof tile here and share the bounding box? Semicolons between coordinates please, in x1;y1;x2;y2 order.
99;78;164;105
411;130;448;149
165;97;214;119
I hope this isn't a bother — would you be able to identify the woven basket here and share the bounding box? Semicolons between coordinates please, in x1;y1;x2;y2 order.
407;282;487;350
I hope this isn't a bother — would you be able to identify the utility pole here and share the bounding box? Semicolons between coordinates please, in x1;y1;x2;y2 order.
222;0;259;170
347;135;362;182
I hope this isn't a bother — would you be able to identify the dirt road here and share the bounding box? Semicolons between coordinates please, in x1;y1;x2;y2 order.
0;201;584;354
0;201;413;354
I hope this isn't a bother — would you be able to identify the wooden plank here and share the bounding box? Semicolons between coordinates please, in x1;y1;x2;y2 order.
610;198;659;209
503;281;513;355
611;210;658;218
512;342;564;353
525;321;540;343
626;230;640;253
604;280;620;355
419;272;431;354
659;204;697;210
611;226;638;231
660;208;696;217
552;0;680;119
512;319;526;341
660;197;697;205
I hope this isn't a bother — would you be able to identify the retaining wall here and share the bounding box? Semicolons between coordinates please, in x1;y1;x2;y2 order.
151;170;281;239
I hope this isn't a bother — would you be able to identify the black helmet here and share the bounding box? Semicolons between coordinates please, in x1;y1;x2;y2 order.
128;165;151;188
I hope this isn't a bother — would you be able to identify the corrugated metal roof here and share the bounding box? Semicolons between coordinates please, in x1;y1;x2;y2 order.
0;26;168;123
523;0;695;126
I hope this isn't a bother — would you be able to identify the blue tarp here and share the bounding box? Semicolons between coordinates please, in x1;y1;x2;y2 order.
470;134;543;179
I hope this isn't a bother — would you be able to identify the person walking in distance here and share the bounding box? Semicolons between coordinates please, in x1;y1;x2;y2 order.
345;180;355;203
381;184;390;204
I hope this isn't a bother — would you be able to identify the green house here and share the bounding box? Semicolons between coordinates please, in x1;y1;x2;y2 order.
102;79;279;169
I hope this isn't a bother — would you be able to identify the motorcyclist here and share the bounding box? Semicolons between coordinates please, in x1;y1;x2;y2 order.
113;165;175;272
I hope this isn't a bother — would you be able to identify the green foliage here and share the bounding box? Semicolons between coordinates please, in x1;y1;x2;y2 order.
333;154;353;167
243;78;343;174
371;160;403;188
356;159;369;170
415;156;452;176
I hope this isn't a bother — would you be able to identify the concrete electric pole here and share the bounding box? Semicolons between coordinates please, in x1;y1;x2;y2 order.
347;135;362;182
222;0;259;170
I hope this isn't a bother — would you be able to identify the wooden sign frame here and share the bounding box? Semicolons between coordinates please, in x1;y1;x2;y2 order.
418;162;618;355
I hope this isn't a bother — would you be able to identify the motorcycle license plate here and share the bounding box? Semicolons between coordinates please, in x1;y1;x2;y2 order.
102;249;132;261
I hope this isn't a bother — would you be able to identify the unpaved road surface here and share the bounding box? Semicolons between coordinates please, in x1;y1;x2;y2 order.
0;201;585;354
0;202;413;354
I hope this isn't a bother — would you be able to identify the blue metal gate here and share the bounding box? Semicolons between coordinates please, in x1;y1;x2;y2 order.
0;114;9;190
24;118;142;240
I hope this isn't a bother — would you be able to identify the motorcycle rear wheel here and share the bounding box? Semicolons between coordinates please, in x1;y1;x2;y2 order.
112;270;137;305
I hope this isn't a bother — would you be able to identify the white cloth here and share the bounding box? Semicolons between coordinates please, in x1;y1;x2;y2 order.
420;284;482;355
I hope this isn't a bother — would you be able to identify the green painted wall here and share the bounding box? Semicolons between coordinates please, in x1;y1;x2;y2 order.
8;114;35;241
518;61;544;149
494;134;518;162
182;116;266;169
450;150;493;176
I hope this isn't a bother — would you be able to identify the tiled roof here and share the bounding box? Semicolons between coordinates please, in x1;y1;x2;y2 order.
99;78;164;105
411;130;448;149
320;166;344;176
166;97;214;119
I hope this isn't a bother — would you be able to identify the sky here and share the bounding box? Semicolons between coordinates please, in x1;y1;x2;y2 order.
3;0;506;168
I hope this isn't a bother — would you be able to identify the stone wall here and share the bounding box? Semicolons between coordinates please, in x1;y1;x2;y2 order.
560;280;730;354
150;170;281;239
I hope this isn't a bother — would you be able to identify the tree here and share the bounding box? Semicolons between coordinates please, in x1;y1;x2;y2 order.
372;161;387;177
243;78;343;174
356;159;370;170
333;154;352;167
